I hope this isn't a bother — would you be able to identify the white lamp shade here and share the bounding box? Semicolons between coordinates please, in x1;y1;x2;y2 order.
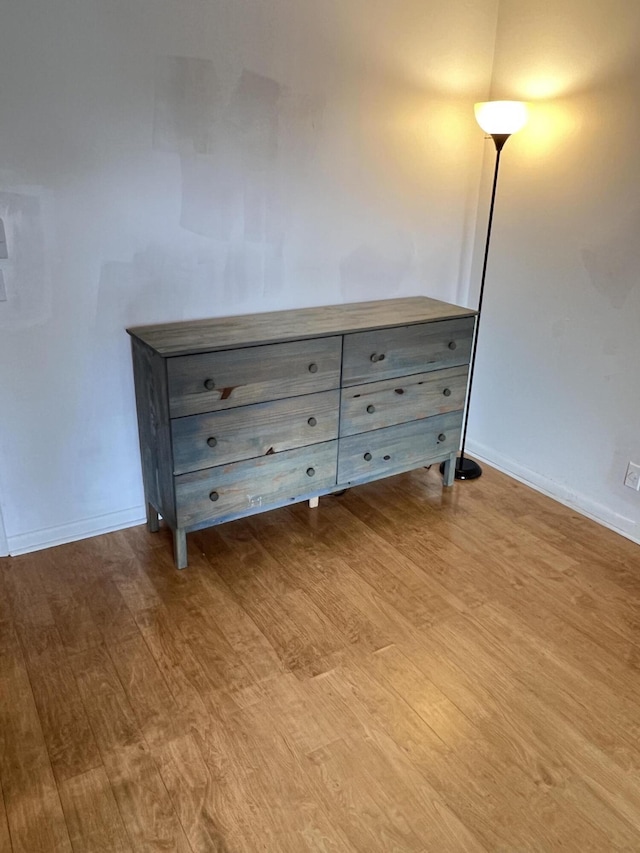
474;101;528;135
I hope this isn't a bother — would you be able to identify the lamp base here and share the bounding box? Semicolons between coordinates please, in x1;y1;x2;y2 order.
439;456;483;481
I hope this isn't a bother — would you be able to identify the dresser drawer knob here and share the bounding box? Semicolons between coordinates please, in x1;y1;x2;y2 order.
394;388;404;395
364;452;372;461
307;417;317;427
306;467;316;477
438;433;447;442
209;490;220;502
203;378;216;390
366;405;376;414
308;363;318;374
370;353;386;363
207;436;218;448
383;454;391;461
443;388;452;397
448;341;457;351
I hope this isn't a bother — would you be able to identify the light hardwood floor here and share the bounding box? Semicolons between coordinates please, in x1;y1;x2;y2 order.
1;464;640;852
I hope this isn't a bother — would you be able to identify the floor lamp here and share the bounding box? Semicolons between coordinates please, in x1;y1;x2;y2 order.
443;100;528;481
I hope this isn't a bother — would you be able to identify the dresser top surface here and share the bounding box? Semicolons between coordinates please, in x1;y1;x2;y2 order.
127;296;475;356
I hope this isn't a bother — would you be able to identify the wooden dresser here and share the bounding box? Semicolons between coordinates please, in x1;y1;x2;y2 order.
127;297;476;568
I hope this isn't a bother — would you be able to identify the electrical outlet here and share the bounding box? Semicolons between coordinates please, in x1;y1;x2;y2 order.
624;461;640;491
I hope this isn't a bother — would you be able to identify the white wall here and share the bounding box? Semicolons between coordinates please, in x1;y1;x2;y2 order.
466;0;640;542
0;0;499;553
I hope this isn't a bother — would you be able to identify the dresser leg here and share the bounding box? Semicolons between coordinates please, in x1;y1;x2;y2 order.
173;528;188;569
308;497;319;509
146;502;160;533
443;452;457;487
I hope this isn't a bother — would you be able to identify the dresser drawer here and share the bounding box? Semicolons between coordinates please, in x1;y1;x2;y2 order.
175;440;338;527
337;412;462;485
340;366;467;436
342;317;474;387
167;336;342;417
171;390;339;474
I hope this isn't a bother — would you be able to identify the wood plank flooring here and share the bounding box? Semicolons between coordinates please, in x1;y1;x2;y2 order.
1;464;640;851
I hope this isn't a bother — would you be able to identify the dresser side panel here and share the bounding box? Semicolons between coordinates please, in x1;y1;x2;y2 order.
131;338;176;527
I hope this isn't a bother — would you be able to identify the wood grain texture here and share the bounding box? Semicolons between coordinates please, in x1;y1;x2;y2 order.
108;636;182;748
153;734;233;853
172;389;340;474
0;623;72;853
175;439;339;527
130;297;473;567
3;463;640;851
103;745;192;853
58;767;132;853
127;296;475;356
0;776;11;853
130;339;176;528
341;316;474;386
337;411;462;484
167;336;342;417
28;659;101;783
70;645;192;852
287;499;463;628
340;365;467;436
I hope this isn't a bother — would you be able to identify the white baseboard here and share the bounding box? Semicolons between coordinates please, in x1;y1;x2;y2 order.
466;440;640;547
6;505;147;557
3;448;638;558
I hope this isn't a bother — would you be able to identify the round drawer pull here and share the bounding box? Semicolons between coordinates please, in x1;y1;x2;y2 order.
370;353;386;363
366;405;375;414
443;388;452;397
438;433;447;442
308;363;318;374
394;388;404;395
307;417;317;427
306;467;316;477
204;378;216;390
383;454;391;461
209;490;220;502
364;452;372;461
207;436;218;448
448;341;457;351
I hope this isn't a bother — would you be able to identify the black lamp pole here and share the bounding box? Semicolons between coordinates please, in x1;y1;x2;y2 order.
441;131;511;481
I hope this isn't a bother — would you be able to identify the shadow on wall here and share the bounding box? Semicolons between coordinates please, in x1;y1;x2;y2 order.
153;57;325;302
0;191;52;330
582;209;640;311
85;252;204;476
339;234;414;302
151;56;426;306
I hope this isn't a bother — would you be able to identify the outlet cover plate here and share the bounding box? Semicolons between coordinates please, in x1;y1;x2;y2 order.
624;461;640;491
